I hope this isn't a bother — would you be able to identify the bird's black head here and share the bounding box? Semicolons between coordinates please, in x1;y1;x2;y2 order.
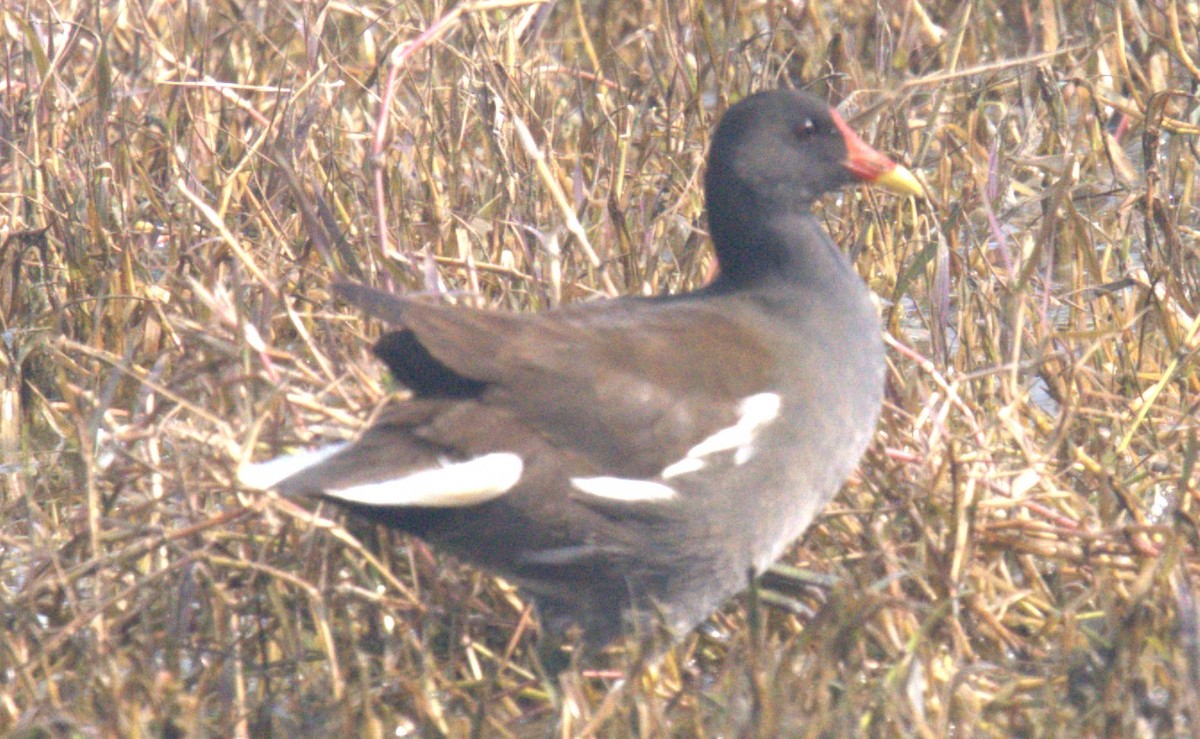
707;90;857;209
703;89;920;282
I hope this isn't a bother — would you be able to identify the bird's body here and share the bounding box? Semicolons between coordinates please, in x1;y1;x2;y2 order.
240;89;921;656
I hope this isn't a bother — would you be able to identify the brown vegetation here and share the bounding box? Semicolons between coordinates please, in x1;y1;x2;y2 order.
1;0;1198;735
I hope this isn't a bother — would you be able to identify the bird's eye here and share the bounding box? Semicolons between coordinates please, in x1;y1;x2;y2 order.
795;118;818;137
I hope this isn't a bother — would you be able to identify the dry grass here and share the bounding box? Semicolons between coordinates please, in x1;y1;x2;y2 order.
2;0;1199;736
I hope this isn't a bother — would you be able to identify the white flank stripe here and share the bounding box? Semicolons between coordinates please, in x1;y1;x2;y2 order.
661;392;781;478
660;456;705;479
324;452;523;507
570;476;677;502
687;392;781;457
733;445;757;466
238;442;350;490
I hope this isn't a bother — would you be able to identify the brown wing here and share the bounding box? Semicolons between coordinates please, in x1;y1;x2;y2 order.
333;283;777;479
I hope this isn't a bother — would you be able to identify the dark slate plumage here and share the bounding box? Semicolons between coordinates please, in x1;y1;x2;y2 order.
240;89;922;657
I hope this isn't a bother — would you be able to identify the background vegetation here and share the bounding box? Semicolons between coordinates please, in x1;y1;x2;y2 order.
2;0;1198;735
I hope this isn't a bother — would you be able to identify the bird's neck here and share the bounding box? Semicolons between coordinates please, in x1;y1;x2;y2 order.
709;208;851;289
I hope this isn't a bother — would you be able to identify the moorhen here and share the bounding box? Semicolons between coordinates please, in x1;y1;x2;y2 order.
240;89;921;660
